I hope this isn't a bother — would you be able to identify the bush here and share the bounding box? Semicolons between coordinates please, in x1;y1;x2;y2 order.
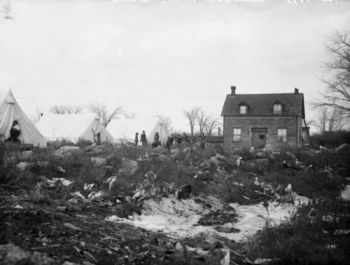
249;200;350;265
311;131;350;149
76;138;93;149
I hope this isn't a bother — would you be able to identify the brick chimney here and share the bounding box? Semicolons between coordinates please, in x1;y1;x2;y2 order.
294;88;299;95
231;86;236;95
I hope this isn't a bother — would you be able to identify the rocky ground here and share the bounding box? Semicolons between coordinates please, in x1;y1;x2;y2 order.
1;141;350;265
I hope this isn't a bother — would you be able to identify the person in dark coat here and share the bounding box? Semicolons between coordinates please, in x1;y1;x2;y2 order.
10;120;21;143
176;134;183;144
183;133;189;143
165;136;174;150
140;130;147;146
151;132;160;148
154;132;160;145
135;132;139;146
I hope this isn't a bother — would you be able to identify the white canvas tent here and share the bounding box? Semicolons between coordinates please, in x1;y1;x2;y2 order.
107;118;169;145
0;89;47;147
36;113;113;144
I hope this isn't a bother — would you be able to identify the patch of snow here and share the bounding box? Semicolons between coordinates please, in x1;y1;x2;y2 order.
106;194;309;242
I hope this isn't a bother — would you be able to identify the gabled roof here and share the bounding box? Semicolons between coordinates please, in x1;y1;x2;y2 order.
221;92;305;118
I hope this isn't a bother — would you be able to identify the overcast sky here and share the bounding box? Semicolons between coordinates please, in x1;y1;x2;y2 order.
0;0;349;132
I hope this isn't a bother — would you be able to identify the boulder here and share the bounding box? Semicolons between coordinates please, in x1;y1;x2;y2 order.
195;171;213;181
263;144;276;152
16;162;34;172
91;157;107;167
182;147;191;154
22;151;34;157
210;156;222;166
255;151;267;158
54;146;83;156
285;151;296;160
176;184;192;200
254;158;269;165
60;145;80;150
0;244;31;265
335;143;350;153
5;157;16;166
0;244;57;265
171;149;180;156
158;154;169;162
118;158;139;176
37;161;50;167
151;146;168;155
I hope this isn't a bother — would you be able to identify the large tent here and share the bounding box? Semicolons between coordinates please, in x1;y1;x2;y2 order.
0;89;47;147
107;118;169;145
36;113;113;144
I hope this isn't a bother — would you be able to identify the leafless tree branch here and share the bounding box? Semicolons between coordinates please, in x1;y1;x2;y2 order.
87;101;123;127
182;107;201;137
49;104;84;115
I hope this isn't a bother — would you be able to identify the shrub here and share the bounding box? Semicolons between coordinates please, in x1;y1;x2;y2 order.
311;131;350;149
249;200;350;265
76;138;93;148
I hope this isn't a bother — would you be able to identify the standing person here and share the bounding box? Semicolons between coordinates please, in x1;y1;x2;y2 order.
10;120;21;143
165;136;173;150
135;132;139;146
200;133;206;150
176;134;183;145
183;133;189;143
140;130;147;146
154;132;160;146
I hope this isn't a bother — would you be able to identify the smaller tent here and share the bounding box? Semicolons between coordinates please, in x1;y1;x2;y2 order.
107;118;169;145
36;113;113;144
0;89;47;147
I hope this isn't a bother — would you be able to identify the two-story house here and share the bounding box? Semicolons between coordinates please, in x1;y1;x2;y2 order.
221;86;309;149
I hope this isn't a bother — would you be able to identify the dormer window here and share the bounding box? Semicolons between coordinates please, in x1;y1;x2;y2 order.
240;106;247;114
273;104;282;114
239;101;249;114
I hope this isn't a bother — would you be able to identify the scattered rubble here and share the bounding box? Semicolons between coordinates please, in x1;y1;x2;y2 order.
1;141;349;265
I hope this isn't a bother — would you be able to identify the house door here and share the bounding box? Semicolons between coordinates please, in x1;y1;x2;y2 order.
252;128;267;149
96;133;101;145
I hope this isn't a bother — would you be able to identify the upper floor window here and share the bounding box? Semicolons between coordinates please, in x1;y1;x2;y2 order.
273;104;282;114
240;106;247;114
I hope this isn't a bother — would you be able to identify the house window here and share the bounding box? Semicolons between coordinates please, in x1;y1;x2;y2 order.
277;129;287;142
302;131;307;142
240;106;247;114
273;104;282;114
233;128;242;142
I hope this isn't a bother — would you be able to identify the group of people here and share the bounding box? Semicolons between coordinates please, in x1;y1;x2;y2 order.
134;130;148;146
134;130;206;150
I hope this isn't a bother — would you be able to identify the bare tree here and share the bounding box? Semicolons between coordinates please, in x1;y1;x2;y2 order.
204;115;222;136
49;104;83;115
154;112;173;132
196;110;211;135
314;107;328;133
328;108;348;131
0;0;13;20
182;107;200;137
312;31;350;117
313;107;348;133
87;101;123;127
123;111;137;119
